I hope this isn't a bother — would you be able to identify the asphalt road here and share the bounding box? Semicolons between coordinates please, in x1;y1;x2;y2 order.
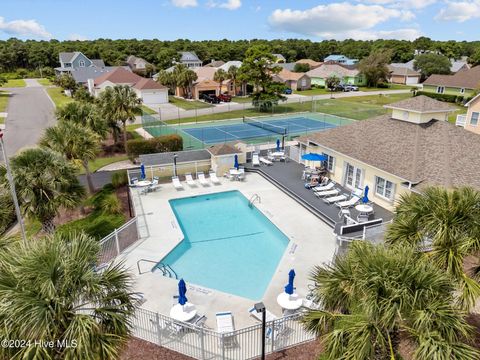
2;80;55;157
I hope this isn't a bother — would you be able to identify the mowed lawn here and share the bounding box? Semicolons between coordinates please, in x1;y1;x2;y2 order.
78;155;130;174
0;91;10;112
0;79;26;88
46;87;74;108
37;78;53;86
169;96;213;110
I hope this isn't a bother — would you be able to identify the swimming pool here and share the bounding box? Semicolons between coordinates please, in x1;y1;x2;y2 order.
160;191;290;300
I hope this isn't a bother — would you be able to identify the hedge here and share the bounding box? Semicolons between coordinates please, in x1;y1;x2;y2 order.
414;91;471;104
126;134;183;158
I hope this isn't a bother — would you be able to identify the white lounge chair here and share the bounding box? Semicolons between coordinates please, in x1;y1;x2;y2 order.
314;188;340;198
197;172;209;186
323;194;347;204
216;311;237;348
209;171;221;185
312;182;335;192
171;176;183;190
248;307;278;322
259;157;273;165
185;173;197;187
252;153;260;166
336;195;361;208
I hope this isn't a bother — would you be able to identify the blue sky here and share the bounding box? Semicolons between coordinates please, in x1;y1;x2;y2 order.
0;0;479;41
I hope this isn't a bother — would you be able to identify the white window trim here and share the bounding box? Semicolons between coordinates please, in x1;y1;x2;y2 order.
79;60;85;67
470;112;479;127
375;176;395;201
322;153;335;173
345;163;363;190
436;86;445;94
460;88;465;94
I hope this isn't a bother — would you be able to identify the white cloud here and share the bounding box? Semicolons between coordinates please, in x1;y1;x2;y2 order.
435;1;480;22
0;17;51;39
357;0;436;9
68;34;88;41
171;0;198;8
208;0;242;10
269;3;419;40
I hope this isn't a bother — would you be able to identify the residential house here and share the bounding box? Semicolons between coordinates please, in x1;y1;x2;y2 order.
295;96;473;211
456;93;480;134
387;65;421;85
295;59;323;70
272;54;286;63
55;52;105;76
392;58;470;74
90;67;168;104
306;63;366;87
126;55;152;74
324;55;358;66
277;63;297;71
422;65;480;98
177;51;202;68
204;60;225;68
273;69;311;91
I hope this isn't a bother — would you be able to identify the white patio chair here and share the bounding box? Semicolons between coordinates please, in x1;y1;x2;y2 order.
197;172;209;186
209;171;221;185
335;195;361;208
171;176;183;190
185;173;197;187
252;153;260;166
323;194;347;204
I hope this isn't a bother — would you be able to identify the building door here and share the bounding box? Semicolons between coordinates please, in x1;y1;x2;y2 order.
345;163;363;190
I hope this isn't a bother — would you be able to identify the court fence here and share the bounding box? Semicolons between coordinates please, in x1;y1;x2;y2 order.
127;160;212;184
132;306;316;360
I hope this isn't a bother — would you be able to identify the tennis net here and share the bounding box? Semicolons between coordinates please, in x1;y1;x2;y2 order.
243;116;287;135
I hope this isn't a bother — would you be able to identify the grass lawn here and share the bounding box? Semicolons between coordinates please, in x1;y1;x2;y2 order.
78;155;130;174
141;105;157;115
46;87;74;108
37;78;53;86
169;96;213;110
294;88;330;96
339;92;413;106
0;91;9;112
232;96;253;103
359;84;414;92
0;79;26;88
0;117;4;124
447;103;466;124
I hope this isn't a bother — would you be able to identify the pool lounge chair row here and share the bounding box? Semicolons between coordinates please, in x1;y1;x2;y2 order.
311;181;364;208
252;152;273;166
172;171;221;190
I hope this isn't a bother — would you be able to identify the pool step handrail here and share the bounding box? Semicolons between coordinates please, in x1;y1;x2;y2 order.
151;262;179;279
137;259;158;275
248;193;261;207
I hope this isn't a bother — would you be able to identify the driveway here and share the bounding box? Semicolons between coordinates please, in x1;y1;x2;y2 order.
2;79;55;157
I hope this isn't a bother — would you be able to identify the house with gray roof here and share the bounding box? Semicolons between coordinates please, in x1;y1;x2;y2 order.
56;51;113;84
177;51;202;68
295;95;474;211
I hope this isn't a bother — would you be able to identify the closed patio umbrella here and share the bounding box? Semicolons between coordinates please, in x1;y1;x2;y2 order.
276;139;281;152
234;154;239;170
362;185;370;204
140;163;146;180
284;269;296;295
178;279;188;306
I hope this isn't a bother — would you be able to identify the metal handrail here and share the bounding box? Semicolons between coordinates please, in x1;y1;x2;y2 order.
137;259;160;275
164;263;178;279
248;193;261;207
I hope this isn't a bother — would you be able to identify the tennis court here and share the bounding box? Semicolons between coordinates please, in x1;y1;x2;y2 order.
182;116;338;144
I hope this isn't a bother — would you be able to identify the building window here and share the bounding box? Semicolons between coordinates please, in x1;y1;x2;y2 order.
345;163;363;189
79;60;85;67
471;112;479;126
322;153;335;172
460;88;465;94
436;86;445;94
375;176;395;200
301;78;307;87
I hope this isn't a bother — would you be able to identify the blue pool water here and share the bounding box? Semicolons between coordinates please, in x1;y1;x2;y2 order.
161;191;289;300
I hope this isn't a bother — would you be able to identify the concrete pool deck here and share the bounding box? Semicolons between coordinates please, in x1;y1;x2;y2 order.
120;173;337;329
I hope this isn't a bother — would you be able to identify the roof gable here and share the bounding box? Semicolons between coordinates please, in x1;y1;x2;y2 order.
423;66;480;89
384;95;457;113
94;67;142;85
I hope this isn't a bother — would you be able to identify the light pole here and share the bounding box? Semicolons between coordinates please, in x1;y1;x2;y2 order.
173;153;178;177
0;131;27;244
254;302;266;360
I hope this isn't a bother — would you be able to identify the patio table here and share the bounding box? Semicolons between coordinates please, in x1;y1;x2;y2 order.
136;180;152;187
170;303;197;322
277;292;303;311
355;204;374;215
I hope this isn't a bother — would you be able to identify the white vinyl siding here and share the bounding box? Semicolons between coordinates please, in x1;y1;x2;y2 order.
375;176;395;200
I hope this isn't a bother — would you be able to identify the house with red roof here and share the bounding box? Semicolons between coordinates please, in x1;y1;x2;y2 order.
89;67;168;104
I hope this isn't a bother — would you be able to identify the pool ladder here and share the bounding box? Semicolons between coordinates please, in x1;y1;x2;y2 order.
137;259;178;279
248;194;261;207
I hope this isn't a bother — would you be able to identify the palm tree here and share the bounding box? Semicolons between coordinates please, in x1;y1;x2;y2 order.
227;65;239;96
303;241;480;360
214;68;228;95
0;232;137;359
98;85;141;152
157;69;176;94
5;148;85;233
56;101;109;138
386;186;480;310
40;121;100;194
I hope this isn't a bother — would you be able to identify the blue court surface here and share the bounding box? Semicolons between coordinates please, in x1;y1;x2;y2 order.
182;116;337;144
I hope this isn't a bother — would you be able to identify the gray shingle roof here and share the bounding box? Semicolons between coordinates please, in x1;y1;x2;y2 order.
384;95;457;113
91;59;105;68
179;51;201;62
70;66;128;84
59;52;76;63
297;116;480;190
277;63;296;71
139;150;211;166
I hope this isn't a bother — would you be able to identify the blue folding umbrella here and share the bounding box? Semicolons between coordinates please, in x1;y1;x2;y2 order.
178;279;187;306
284;269;296;295
301;153;327;162
140;163;146;180
234;154;239;170
276;139;281;152
362;185;370;204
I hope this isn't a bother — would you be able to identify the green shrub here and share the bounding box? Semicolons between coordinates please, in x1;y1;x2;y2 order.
100;193;122;215
414;91;459;103
0;192;16;235
56;212;125;240
111;171;128;188
126;134;183;158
